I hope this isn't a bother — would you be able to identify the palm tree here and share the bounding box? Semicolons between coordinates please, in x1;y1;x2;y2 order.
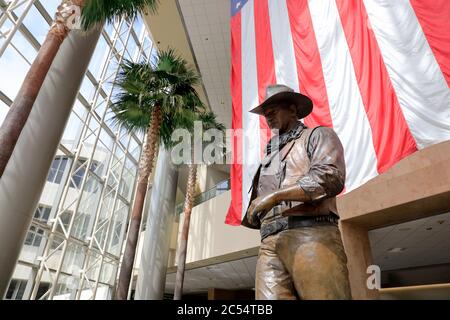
111;49;203;300
173;111;225;300
0;0;159;177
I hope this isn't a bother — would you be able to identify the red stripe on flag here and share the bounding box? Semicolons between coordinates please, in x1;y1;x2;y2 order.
336;0;417;173
410;0;450;87
226;11;243;226
254;0;274;155
286;0;334;129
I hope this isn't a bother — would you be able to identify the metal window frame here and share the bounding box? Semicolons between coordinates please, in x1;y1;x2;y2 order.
1;0;157;300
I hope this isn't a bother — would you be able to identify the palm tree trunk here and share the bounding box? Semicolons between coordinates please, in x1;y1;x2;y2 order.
174;150;197;300
116;105;162;300
0;0;83;177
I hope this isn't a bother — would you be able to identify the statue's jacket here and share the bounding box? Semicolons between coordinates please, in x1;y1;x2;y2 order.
241;123;346;240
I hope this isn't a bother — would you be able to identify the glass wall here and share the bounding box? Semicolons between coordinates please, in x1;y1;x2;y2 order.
0;0;156;299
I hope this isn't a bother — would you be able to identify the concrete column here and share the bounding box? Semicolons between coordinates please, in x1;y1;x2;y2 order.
135;147;178;300
340;221;380;300
0;27;102;298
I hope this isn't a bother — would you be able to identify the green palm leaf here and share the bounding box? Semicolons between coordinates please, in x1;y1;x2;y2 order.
81;0;160;30
110;48;206;147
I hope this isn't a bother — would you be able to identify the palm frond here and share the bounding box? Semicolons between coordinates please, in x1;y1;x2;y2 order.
110;97;152;135
198;111;226;132
160;109;197;148
111;47;206;149
81;0;160;30
155;49;201;88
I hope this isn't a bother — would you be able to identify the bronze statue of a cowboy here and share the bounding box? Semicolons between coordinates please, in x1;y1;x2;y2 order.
242;84;352;300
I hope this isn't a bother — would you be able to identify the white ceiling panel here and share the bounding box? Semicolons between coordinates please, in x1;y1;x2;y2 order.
369;212;450;271
177;0;232;128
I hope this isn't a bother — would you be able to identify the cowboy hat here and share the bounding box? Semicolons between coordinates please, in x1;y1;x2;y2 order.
249;84;313;119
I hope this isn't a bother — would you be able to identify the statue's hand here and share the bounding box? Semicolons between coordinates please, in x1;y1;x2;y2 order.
248;194;277;225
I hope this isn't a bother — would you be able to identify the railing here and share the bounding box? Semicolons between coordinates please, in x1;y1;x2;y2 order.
176;178;230;215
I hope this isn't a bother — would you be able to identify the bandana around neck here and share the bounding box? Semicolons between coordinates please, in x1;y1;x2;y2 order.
265;121;307;156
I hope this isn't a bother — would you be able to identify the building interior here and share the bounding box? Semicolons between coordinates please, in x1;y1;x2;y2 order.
1;0;450;300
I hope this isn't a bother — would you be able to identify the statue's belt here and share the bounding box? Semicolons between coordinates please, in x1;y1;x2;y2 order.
260;214;339;241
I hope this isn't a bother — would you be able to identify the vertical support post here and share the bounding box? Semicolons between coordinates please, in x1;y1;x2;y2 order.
0;26;101;298
340;221;380;300
134;147;178;300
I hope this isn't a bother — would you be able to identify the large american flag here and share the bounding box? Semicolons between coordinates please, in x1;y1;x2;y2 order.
226;0;450;226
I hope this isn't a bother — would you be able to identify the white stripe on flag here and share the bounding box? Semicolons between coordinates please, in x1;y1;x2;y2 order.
241;0;261;218
267;0;300;92
364;0;450;149
308;0;379;192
